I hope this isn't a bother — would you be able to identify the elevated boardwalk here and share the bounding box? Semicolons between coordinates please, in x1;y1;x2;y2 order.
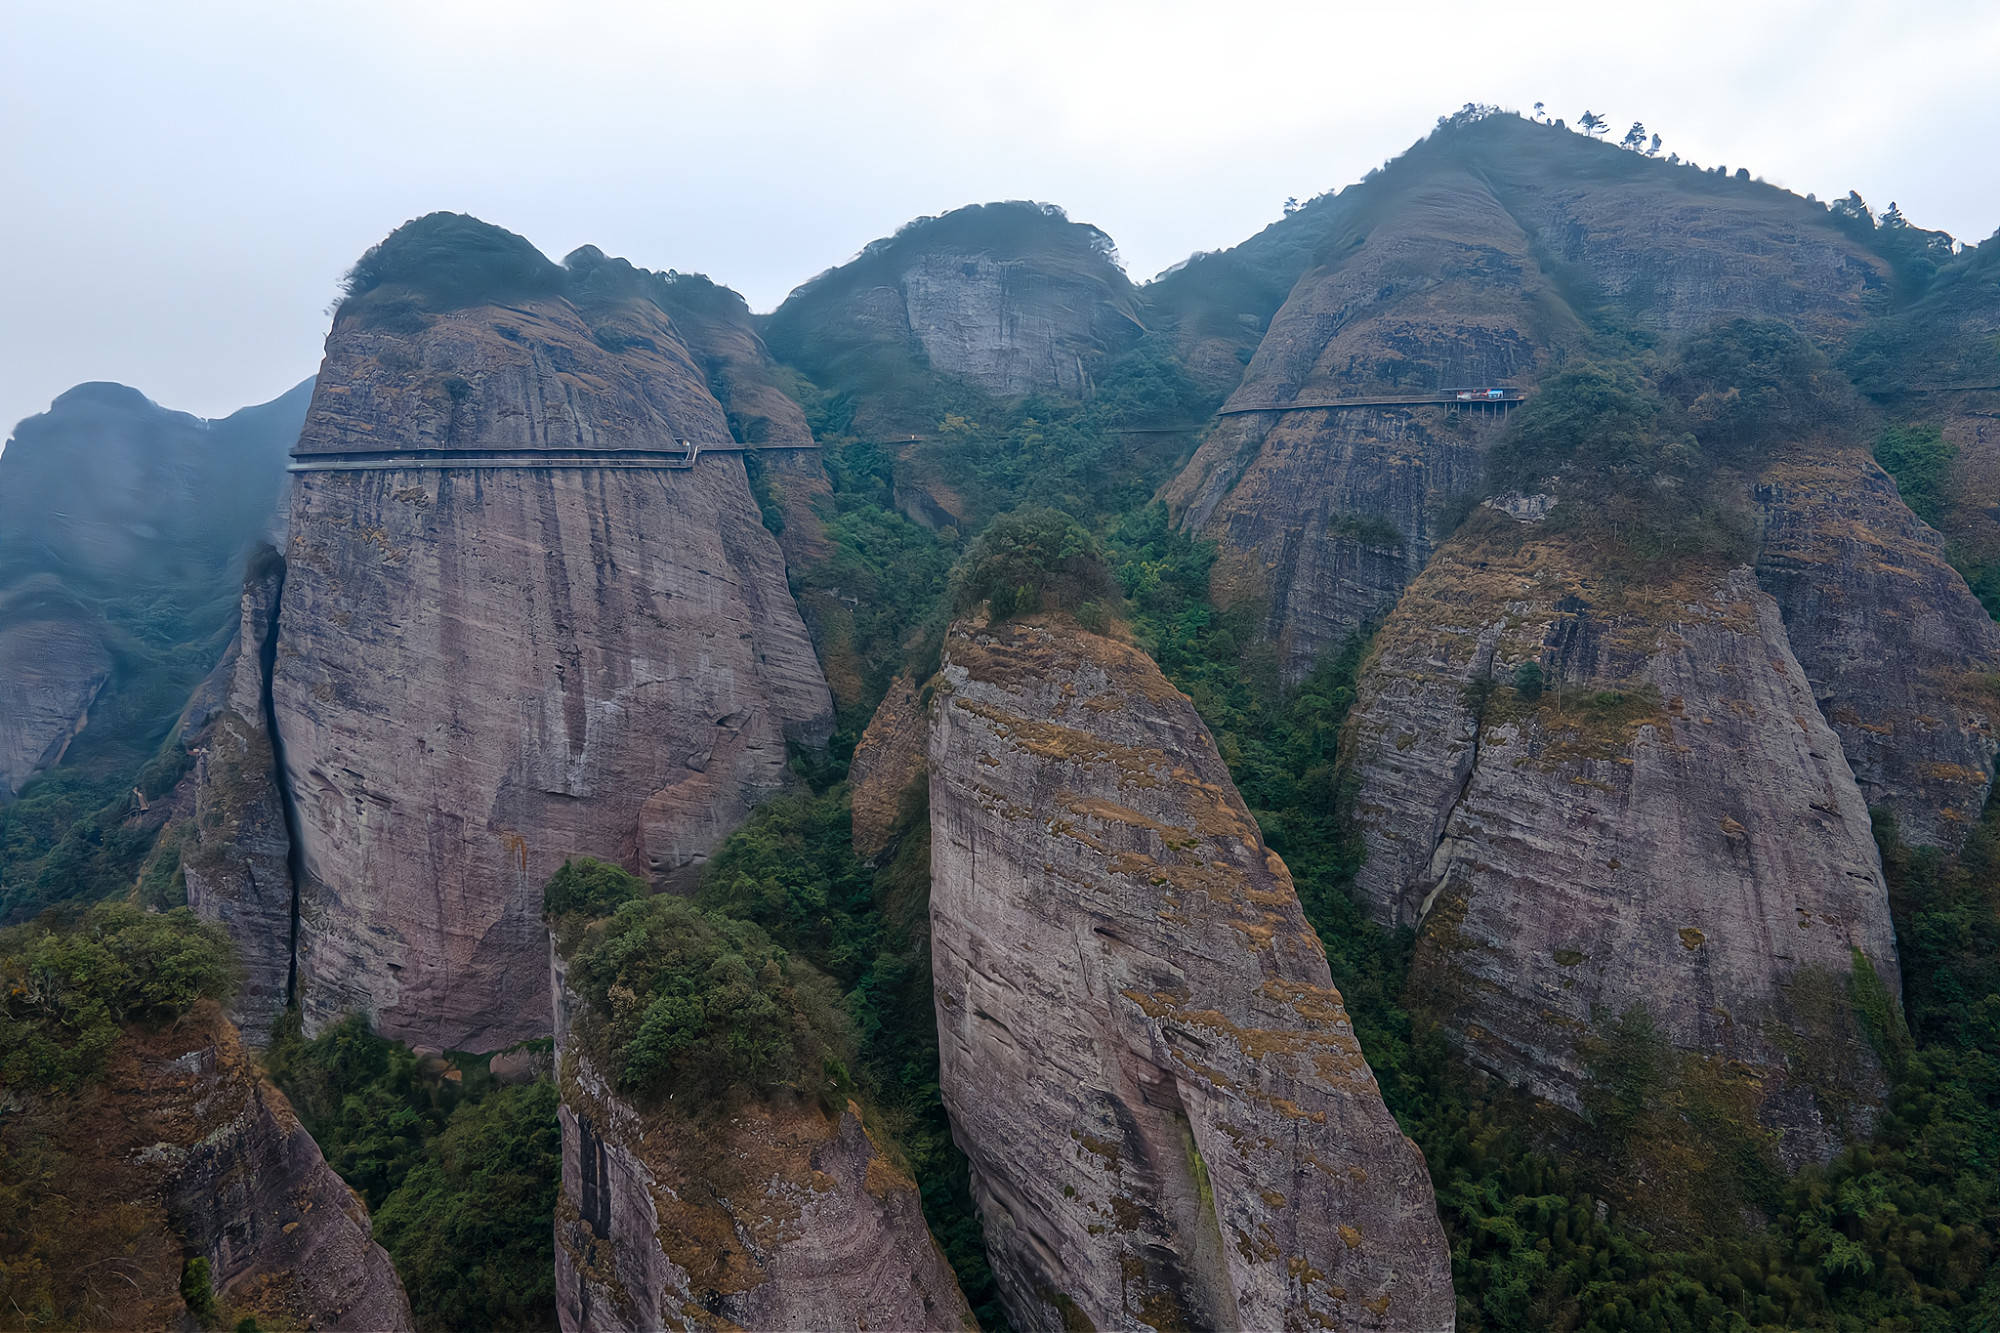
288;441;817;473
1217;388;1527;416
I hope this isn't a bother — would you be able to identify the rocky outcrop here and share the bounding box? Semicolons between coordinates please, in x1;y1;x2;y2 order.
1345;516;1900;1160
1754;446;2000;847
549;948;974;1332
12;1000;411;1330
929;615;1453;1332
848;672;927;860
0;603;111;797
273;219;833;1052
765;201;1144;420
182;553;296;1041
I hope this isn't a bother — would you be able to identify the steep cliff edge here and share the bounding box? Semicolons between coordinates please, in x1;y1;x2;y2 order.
765;201;1144;420
1754;446;2000;847
181;551;296;1041
929;615;1453;1332
273;215;833;1051
548;929;974;1332
0;998;412;1331
1345;516;1900;1161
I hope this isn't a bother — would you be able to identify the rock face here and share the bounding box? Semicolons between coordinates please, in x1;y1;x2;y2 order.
929;615;1453;1332
182;553;296;1041
21;1000;412;1330
847;671;927;860
0;608;111;797
0;379;310;798
1163;116;1890;682
1754;446;2000;847
274;227;834;1052
549;949;974;1332
765;201;1144;417
1345;517;1901;1159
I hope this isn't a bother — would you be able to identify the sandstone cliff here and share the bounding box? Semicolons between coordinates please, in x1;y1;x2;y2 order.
548;946;975;1332
1754;446;2000;847
181;551;296;1041
929;615;1453;1332
3;1000;412;1330
272;217;834;1051
764;201;1144;421
1162;161;1579;678
1344;516;1901;1160
1162;116;1892;682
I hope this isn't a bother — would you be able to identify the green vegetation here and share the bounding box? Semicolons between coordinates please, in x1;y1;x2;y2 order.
1874;423;1959;528
555;892;849;1106
265;1014;559;1331
0;903;236;1096
340;212;565;317
949;507;1114;621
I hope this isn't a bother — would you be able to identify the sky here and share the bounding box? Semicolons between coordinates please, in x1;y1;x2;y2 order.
4;0;1999;440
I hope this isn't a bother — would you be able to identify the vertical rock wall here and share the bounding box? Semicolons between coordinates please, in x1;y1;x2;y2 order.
929;615;1454;1332
274;286;832;1052
182;553;296;1040
1753;446;2000;847
1345;518;1901;1160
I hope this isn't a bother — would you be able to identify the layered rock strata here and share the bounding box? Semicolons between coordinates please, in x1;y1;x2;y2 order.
274;247;832;1051
1754;446;2000;847
549;948;974;1332
1345;517;1901;1158
929;615;1453;1332
182;553;296;1040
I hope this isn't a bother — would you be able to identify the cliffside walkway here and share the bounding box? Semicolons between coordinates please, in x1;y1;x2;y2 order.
287;442;817;473
1217;388;1527;416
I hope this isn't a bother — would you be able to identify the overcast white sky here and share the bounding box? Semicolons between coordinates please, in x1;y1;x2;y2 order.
3;0;1998;439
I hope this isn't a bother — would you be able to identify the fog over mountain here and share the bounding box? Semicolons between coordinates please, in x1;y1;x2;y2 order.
3;0;1998;439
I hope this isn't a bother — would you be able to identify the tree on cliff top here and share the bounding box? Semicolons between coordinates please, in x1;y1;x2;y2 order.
948;507;1115;622
339;212;564;317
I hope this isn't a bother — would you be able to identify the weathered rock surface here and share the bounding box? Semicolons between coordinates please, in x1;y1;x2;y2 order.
1163;116;1892;682
848;671;927;860
0;608;111;798
1162;163;1579;679
10;1000;412;1330
275;237;833;1052
182;553;296;1041
929;615;1453;1332
1345;518;1901;1159
549;948;974;1332
1754;446;2000;847
765;201;1144;419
